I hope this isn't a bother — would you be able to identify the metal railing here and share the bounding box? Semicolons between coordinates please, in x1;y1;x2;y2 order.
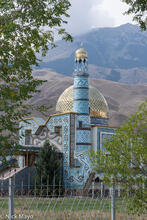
0;176;146;220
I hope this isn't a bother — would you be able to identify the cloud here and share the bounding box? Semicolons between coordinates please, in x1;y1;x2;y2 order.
64;0;133;36
66;0;95;35
90;3;115;28
100;0;133;26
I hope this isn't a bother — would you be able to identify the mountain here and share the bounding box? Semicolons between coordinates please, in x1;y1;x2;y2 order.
36;23;147;84
30;69;147;127
30;24;147;126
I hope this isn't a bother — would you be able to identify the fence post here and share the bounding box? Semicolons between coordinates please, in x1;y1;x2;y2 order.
100;182;104;197
53;171;55;195
41;174;42;191
28;167;30;191
111;182;115;220
34;178;36;197
21;177;23;196
92;181;94;198
1;179;3;192
9;176;14;220
59;180;61;197
118;184;120;197
47;175;49;197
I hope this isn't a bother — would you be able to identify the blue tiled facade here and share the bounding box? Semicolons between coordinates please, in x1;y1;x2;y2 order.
18;49;116;189
97;127;114;152
91;117;108;126
46;113;91;188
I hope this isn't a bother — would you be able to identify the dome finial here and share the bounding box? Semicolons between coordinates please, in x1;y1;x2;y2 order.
75;48;88;60
74;48;88;74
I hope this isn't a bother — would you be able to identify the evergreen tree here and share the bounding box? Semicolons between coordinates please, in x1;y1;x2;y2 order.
35;141;63;193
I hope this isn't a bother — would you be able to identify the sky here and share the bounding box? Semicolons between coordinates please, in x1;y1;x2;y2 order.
65;0;134;36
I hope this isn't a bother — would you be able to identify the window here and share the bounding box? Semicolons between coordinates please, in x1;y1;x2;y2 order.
25;129;32;145
100;132;114;153
95;177;100;183
55;126;62;136
79;121;82;128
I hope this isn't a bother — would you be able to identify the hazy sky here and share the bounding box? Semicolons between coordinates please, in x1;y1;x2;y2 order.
65;0;134;35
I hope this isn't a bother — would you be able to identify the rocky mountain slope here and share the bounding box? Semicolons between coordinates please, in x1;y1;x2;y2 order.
36;23;147;85
30;69;147;127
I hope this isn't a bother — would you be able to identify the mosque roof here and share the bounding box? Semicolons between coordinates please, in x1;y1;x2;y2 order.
56;85;108;118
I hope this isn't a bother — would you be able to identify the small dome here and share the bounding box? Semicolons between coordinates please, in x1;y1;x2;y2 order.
75;48;88;60
56;85;108;118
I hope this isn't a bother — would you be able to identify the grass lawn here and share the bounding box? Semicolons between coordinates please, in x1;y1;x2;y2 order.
0;196;146;219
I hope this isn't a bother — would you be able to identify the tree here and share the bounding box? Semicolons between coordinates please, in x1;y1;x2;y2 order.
0;0;72;163
35;141;63;193
122;0;147;30
90;100;147;214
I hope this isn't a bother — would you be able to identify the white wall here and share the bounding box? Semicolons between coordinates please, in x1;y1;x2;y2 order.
91;127;97;152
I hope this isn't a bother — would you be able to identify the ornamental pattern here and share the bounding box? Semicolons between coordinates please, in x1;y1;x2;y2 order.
47;115;70;186
19;119;40;146
73;89;89;100
74;61;88;74
56;86;108;118
47;114;92;188
68;151;91;184
91;117;108;125
46;113;91;188
74;152;90;171
76;145;91;151
77;115;90;128
19;114;92;188
97;127;115;152
74;101;89;114
56;86;73;113
76;130;91;143
74;77;88;88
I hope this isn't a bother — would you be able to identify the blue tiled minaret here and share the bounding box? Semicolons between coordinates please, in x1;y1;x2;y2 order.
73;48;91;152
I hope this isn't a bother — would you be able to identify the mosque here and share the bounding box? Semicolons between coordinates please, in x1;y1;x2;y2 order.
0;48;115;189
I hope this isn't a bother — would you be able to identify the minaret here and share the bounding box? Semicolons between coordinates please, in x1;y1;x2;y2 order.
73;48;91;152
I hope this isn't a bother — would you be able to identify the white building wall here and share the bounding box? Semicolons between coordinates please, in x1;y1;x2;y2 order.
91;126;97;152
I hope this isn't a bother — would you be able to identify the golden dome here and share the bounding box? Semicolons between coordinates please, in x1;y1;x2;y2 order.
56;86;108;118
75;48;88;60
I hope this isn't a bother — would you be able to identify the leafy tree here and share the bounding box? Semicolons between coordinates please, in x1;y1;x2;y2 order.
35;141;63;190
0;0;72;163
90;100;147;214
122;0;147;30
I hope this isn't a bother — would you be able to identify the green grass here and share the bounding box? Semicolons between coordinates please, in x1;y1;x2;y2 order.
0;196;125;212
0;197;146;220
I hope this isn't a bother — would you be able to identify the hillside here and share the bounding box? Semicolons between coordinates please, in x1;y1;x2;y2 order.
36;23;147;85
30;69;147;127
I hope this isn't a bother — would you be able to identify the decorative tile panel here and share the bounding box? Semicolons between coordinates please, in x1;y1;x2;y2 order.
46;113;92;188
91;117;108;125
70;114;76;167
76;145;91;151
97;127;115;152
19;118;43;146
74;101;89;114
73;89;89;99
74;76;89;88
47;114;70;186
76;130;91;143
77;115;90;128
